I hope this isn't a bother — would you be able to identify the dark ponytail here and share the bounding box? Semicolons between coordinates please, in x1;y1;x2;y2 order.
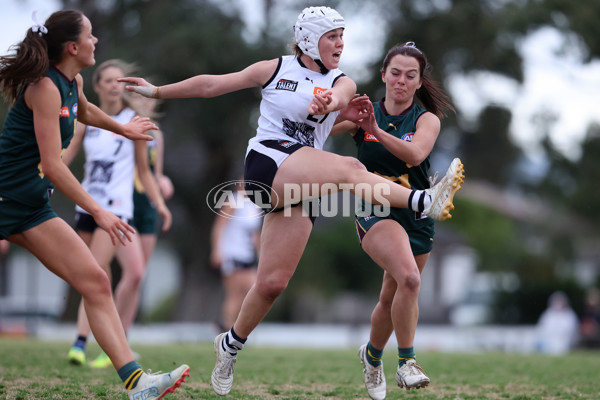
0;10;83;103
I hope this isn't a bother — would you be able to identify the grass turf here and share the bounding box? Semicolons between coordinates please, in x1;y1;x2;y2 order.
0;337;599;399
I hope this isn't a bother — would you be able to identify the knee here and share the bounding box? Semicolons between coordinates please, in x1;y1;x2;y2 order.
334;156;367;183
122;268;144;289
343;156;367;177
400;272;421;294
80;266;112;301
255;277;288;302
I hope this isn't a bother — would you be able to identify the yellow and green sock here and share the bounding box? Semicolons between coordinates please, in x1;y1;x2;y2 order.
398;346;415;367
118;361;143;390
366;342;384;367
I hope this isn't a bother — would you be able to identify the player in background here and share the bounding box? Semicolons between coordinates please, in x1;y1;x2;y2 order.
128;91;175;304
62;59;172;368
210;178;262;330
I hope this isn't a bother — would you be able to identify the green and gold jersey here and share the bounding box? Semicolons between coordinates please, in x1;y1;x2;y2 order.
0;67;78;207
353;100;434;231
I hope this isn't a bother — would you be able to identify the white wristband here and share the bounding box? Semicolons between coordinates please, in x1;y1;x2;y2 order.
131;84;157;98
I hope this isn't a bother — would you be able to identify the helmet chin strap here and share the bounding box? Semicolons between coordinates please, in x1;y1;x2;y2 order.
315;59;329;74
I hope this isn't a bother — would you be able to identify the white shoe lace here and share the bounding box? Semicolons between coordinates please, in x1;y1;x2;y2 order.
216;352;236;377
365;365;384;388
218;357;235;378
428;171;440;188
397;360;429;388
145;369;162;375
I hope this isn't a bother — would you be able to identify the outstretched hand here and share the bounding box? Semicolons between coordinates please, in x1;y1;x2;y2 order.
118;77;157;98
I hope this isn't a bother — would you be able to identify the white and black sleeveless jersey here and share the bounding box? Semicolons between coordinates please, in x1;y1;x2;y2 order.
76;107;136;219
248;55;345;151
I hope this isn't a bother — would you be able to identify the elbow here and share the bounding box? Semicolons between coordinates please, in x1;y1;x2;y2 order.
41;161;61;182
406;152;428;167
41;155;69;183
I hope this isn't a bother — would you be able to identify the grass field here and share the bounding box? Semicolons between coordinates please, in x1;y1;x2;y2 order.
0;337;599;399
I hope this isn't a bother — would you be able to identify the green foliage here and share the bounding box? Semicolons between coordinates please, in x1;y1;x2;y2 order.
140;293;178;323
298;216;382;296
450;197;524;272
459;106;522;186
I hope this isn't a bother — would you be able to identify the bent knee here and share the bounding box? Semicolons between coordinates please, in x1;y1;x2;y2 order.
79;266;112;300
255;278;288;301
401;273;421;293
333;156;368;184
343;156;367;174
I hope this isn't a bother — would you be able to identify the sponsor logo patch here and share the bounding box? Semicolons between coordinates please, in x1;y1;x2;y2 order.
364;131;379;142
59;107;70;117
276;79;298;92
278;141;294;148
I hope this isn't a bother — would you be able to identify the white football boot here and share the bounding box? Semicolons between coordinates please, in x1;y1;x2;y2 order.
211;332;237;395
395;359;430;390
358;344;386;400
424;157;465;221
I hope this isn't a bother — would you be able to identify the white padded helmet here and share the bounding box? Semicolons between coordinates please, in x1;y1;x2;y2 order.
294;6;345;64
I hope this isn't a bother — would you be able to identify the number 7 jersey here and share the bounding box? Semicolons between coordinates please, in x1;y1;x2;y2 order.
75;107;136;219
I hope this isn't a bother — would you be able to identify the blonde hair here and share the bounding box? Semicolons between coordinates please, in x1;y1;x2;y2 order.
92;59;150;116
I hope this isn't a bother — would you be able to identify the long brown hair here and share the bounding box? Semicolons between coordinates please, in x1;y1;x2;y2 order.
381;42;455;119
0;10;84;103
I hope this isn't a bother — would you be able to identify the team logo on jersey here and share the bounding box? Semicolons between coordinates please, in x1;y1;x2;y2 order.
276;79;298;92
72;103;78;116
313;86;327;95
401;132;414;142
59;107;70;117
282;118;315;147
89;160;114;184
364;131;380;142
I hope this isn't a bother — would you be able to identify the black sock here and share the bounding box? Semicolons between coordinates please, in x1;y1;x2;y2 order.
73;335;87;350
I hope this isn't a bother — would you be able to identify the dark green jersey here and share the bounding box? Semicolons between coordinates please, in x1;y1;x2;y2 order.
0;67;77;207
353;100;434;231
